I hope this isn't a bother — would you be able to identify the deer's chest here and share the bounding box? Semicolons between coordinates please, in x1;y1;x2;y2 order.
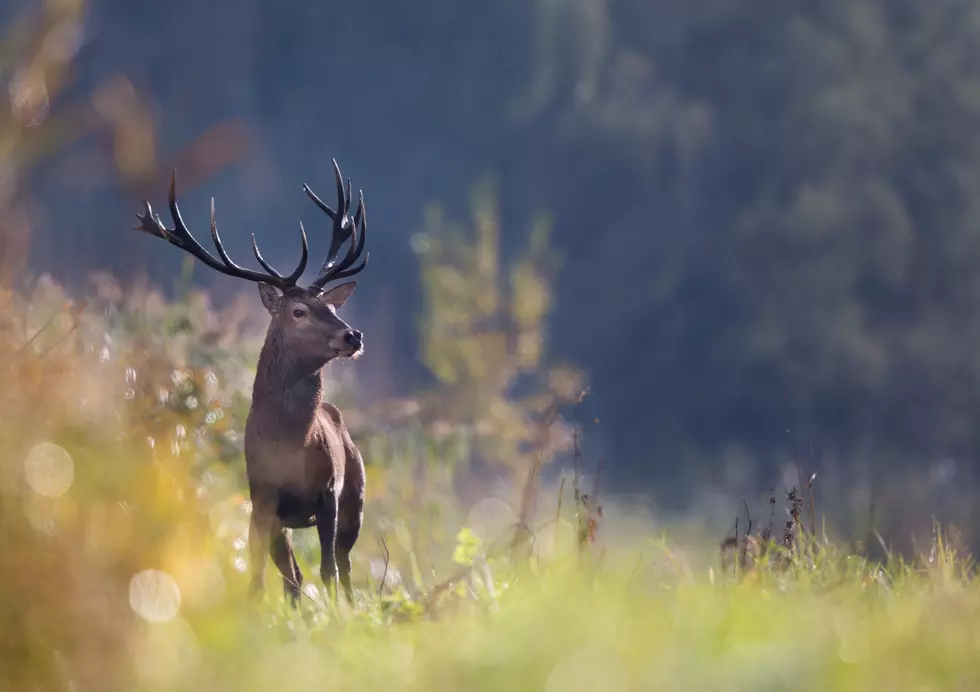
244;430;344;499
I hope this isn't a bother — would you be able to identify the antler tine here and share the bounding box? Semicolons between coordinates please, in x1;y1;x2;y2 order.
208;189;308;286
334;197;366;273
331;191;368;275
302;159;348;218
335;158;350;219
246;219;311;285
303;158;368;291
302;183;338;220
282;222;310;285
209;197;284;280
345;176;353;218
313;190;369;288
304;182;352;271
302;162;353;273
133;170;305;291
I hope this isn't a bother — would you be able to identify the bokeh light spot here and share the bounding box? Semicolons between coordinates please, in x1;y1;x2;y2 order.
23;442;74;498
129;570;181;623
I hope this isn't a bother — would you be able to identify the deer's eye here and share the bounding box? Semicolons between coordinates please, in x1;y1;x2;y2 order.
292;307;307;319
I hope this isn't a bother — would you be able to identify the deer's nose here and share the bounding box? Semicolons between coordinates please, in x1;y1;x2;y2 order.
343;330;362;348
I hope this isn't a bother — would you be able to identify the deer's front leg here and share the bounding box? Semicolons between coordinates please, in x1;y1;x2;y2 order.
315;490;339;599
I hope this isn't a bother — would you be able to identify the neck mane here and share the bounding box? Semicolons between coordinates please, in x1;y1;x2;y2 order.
251;325;325;430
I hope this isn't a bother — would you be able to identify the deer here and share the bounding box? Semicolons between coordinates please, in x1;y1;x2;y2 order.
133;158;370;607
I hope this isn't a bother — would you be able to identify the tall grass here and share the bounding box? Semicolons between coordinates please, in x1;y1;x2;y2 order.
2;275;980;692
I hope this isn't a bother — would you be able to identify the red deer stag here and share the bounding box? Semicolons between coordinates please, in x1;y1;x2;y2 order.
133;159;369;606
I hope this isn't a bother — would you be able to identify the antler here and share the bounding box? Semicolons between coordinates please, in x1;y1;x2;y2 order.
132;159;368;295
133;171;309;291
304;158;369;294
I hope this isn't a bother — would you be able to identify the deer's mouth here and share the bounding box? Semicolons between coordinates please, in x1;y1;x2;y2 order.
328;341;364;360
336;342;364;359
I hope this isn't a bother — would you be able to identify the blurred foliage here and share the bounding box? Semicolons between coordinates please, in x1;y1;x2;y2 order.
0;0;165;282
0;170;588;692
0;273;233;691
0;35;588;680
414;176;583;479
0;0;253;287
333;177;587;584
4;307;980;692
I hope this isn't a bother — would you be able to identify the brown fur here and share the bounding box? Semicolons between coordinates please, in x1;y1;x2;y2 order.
244;283;366;605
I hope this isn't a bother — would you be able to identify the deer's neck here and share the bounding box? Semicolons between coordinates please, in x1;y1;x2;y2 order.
251;327;324;431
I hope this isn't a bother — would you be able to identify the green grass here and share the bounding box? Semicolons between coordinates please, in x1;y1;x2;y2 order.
116;537;980;692
2;278;980;692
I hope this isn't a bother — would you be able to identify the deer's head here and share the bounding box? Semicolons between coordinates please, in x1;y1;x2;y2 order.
134;158;370;367
257;282;363;364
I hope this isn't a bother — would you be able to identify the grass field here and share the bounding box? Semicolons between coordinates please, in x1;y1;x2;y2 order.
145;539;980;692
4;252;980;692
5;258;976;687
0;277;978;692
13;522;980;692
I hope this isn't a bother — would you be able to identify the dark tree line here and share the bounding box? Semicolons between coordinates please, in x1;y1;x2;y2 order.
22;0;980;506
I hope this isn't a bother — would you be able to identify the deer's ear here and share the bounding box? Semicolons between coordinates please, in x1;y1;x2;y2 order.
257;283;283;315
320;281;357;309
